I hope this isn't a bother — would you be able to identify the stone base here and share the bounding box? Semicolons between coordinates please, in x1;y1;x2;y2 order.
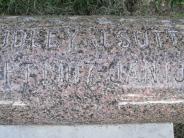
0;123;174;138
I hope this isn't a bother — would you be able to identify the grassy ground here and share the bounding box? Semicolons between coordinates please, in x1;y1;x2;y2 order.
175;124;184;138
1;0;127;15
0;0;183;16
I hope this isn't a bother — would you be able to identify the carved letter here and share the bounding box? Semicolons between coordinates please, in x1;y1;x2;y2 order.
1;30;10;48
13;30;26;48
153;31;163;49
134;31;149;48
168;30;178;46
117;30;131;48
175;64;184;82
47;29;59;48
67;27;78;52
3;61;12;93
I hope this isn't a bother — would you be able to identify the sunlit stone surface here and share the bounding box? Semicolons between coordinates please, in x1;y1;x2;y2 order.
0;123;174;138
0;16;184;124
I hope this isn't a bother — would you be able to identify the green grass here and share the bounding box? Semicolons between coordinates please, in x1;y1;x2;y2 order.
0;0;183;16
0;0;125;15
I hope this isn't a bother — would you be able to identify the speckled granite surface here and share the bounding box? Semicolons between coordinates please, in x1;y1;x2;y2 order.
0;16;184;124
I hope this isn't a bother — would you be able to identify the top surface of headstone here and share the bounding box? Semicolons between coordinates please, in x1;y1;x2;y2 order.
0;16;184;124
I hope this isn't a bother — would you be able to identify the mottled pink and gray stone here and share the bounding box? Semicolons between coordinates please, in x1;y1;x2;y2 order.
0;16;184;124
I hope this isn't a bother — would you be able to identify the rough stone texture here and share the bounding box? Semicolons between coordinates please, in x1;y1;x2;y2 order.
0;16;184;125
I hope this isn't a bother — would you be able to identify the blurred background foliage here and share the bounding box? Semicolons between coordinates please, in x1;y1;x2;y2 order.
175;124;184;138
0;0;123;15
0;0;183;16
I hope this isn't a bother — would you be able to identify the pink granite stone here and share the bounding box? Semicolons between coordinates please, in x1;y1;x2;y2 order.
0;16;184;124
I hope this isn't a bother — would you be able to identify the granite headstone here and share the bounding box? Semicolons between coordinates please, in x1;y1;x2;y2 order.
0;16;184;124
